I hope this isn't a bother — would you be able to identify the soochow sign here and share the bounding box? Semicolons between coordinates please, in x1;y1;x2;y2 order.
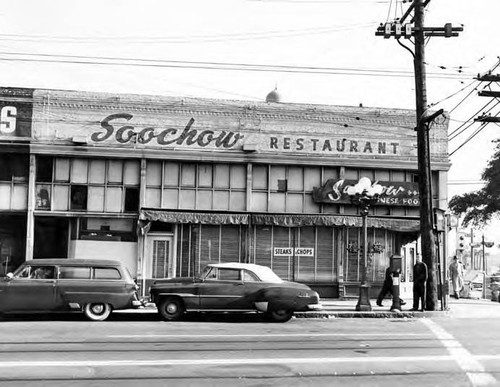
83;113;407;156
92;113;244;149
313;178;420;207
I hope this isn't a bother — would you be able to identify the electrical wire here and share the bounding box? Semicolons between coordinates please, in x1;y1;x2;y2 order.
0;51;473;80
450;121;489;156
448;99;497;139
427;79;478;111
0;23;380;44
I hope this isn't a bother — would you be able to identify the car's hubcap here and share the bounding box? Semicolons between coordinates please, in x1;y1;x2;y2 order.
166;303;177;314
92;304;104;314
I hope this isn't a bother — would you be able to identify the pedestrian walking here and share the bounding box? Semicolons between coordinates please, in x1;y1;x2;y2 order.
376;266;405;307
411;253;427;311
449;256;464;299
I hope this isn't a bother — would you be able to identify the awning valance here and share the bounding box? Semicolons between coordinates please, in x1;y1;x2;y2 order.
140;208;249;225
140;208;420;232
251;213;420;232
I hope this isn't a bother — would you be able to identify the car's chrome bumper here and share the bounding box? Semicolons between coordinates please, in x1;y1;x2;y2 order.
307;303;323;310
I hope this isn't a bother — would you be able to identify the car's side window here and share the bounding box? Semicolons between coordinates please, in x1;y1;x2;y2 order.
218;268;241;281
59;266;91;279
30;266;56;280
243;270;259;282
94;267;121;280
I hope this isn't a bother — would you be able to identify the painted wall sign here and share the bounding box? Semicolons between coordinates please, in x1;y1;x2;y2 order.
273;247;315;257
269;136;401;155
25;88;442;160
0;87;33;138
312;178;420;207
90;113;244;149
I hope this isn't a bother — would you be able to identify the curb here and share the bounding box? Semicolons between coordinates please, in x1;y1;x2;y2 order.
294;310;449;319
126;305;450;319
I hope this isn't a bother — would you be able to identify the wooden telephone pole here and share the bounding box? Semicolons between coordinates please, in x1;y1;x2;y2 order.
376;0;462;310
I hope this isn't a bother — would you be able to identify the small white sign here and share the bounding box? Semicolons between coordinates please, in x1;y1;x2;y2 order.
273;247;314;257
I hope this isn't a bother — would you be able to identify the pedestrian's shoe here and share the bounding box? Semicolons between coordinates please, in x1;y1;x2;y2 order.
400;300;406;305
409;308;418;311
376;301;383;307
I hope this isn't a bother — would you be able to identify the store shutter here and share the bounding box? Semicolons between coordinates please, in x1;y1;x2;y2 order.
220;225;242;263
272;227;292;280
316;227;335;281
296;226;316;282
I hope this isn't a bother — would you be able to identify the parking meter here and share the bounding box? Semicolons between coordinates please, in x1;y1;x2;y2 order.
390;255;402;274
389;255;402;312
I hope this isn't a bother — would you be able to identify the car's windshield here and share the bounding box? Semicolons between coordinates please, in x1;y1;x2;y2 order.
201;266;214;280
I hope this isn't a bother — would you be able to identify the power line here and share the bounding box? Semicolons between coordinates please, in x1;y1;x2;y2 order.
450;121;490;156
448;99;497;140
0;23;379;44
0;51;473;80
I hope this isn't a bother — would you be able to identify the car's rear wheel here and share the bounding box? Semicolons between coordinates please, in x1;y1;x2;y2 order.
266;308;293;322
158;297;185;321
84;303;112;321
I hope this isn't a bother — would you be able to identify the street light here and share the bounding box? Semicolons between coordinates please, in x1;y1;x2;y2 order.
346;177;384;311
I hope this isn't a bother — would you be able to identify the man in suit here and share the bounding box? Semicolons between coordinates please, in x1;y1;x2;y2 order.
411;254;428;311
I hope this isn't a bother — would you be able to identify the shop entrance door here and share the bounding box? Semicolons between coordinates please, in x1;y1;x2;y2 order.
145;234;175;287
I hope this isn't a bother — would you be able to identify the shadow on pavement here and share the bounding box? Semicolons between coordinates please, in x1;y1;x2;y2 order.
0;310;271;323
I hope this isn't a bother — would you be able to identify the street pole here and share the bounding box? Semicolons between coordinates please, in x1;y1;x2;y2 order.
375;0;462;311
483;234;487;299
356;209;371;311
347;178;383;312
471;228;474;269
414;0;437;311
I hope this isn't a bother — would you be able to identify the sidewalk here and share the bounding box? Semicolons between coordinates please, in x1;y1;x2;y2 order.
294;296;500;319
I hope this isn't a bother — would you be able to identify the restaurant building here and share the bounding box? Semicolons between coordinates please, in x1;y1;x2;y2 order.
0;87;450;298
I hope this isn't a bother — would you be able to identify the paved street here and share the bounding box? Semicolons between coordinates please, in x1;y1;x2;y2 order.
1;298;500;386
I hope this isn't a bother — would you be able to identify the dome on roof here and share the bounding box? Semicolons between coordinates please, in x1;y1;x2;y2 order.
266;87;281;103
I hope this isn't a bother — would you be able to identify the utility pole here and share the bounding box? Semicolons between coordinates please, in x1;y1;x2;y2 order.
375;0;463;310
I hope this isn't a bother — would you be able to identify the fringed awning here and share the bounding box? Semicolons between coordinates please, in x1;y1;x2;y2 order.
140;208;249;225
139;208;420;233
250;213;420;232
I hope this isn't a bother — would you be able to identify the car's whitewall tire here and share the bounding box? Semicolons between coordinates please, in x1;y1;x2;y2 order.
83;303;112;321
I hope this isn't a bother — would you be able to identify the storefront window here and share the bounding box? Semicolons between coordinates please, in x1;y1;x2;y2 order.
38;157;140;214
146;161;246;211
176;224;244;277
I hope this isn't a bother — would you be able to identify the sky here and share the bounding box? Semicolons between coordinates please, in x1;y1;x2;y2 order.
1;0;499;243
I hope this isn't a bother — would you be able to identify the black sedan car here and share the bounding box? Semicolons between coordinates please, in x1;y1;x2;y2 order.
149;262;322;322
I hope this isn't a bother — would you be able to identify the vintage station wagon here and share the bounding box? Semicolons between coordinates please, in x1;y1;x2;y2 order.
0;259;142;321
150;262;322;322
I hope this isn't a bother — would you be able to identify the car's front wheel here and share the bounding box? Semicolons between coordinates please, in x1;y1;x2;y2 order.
266;308;293;322
84;303;112;321
158;297;185;321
